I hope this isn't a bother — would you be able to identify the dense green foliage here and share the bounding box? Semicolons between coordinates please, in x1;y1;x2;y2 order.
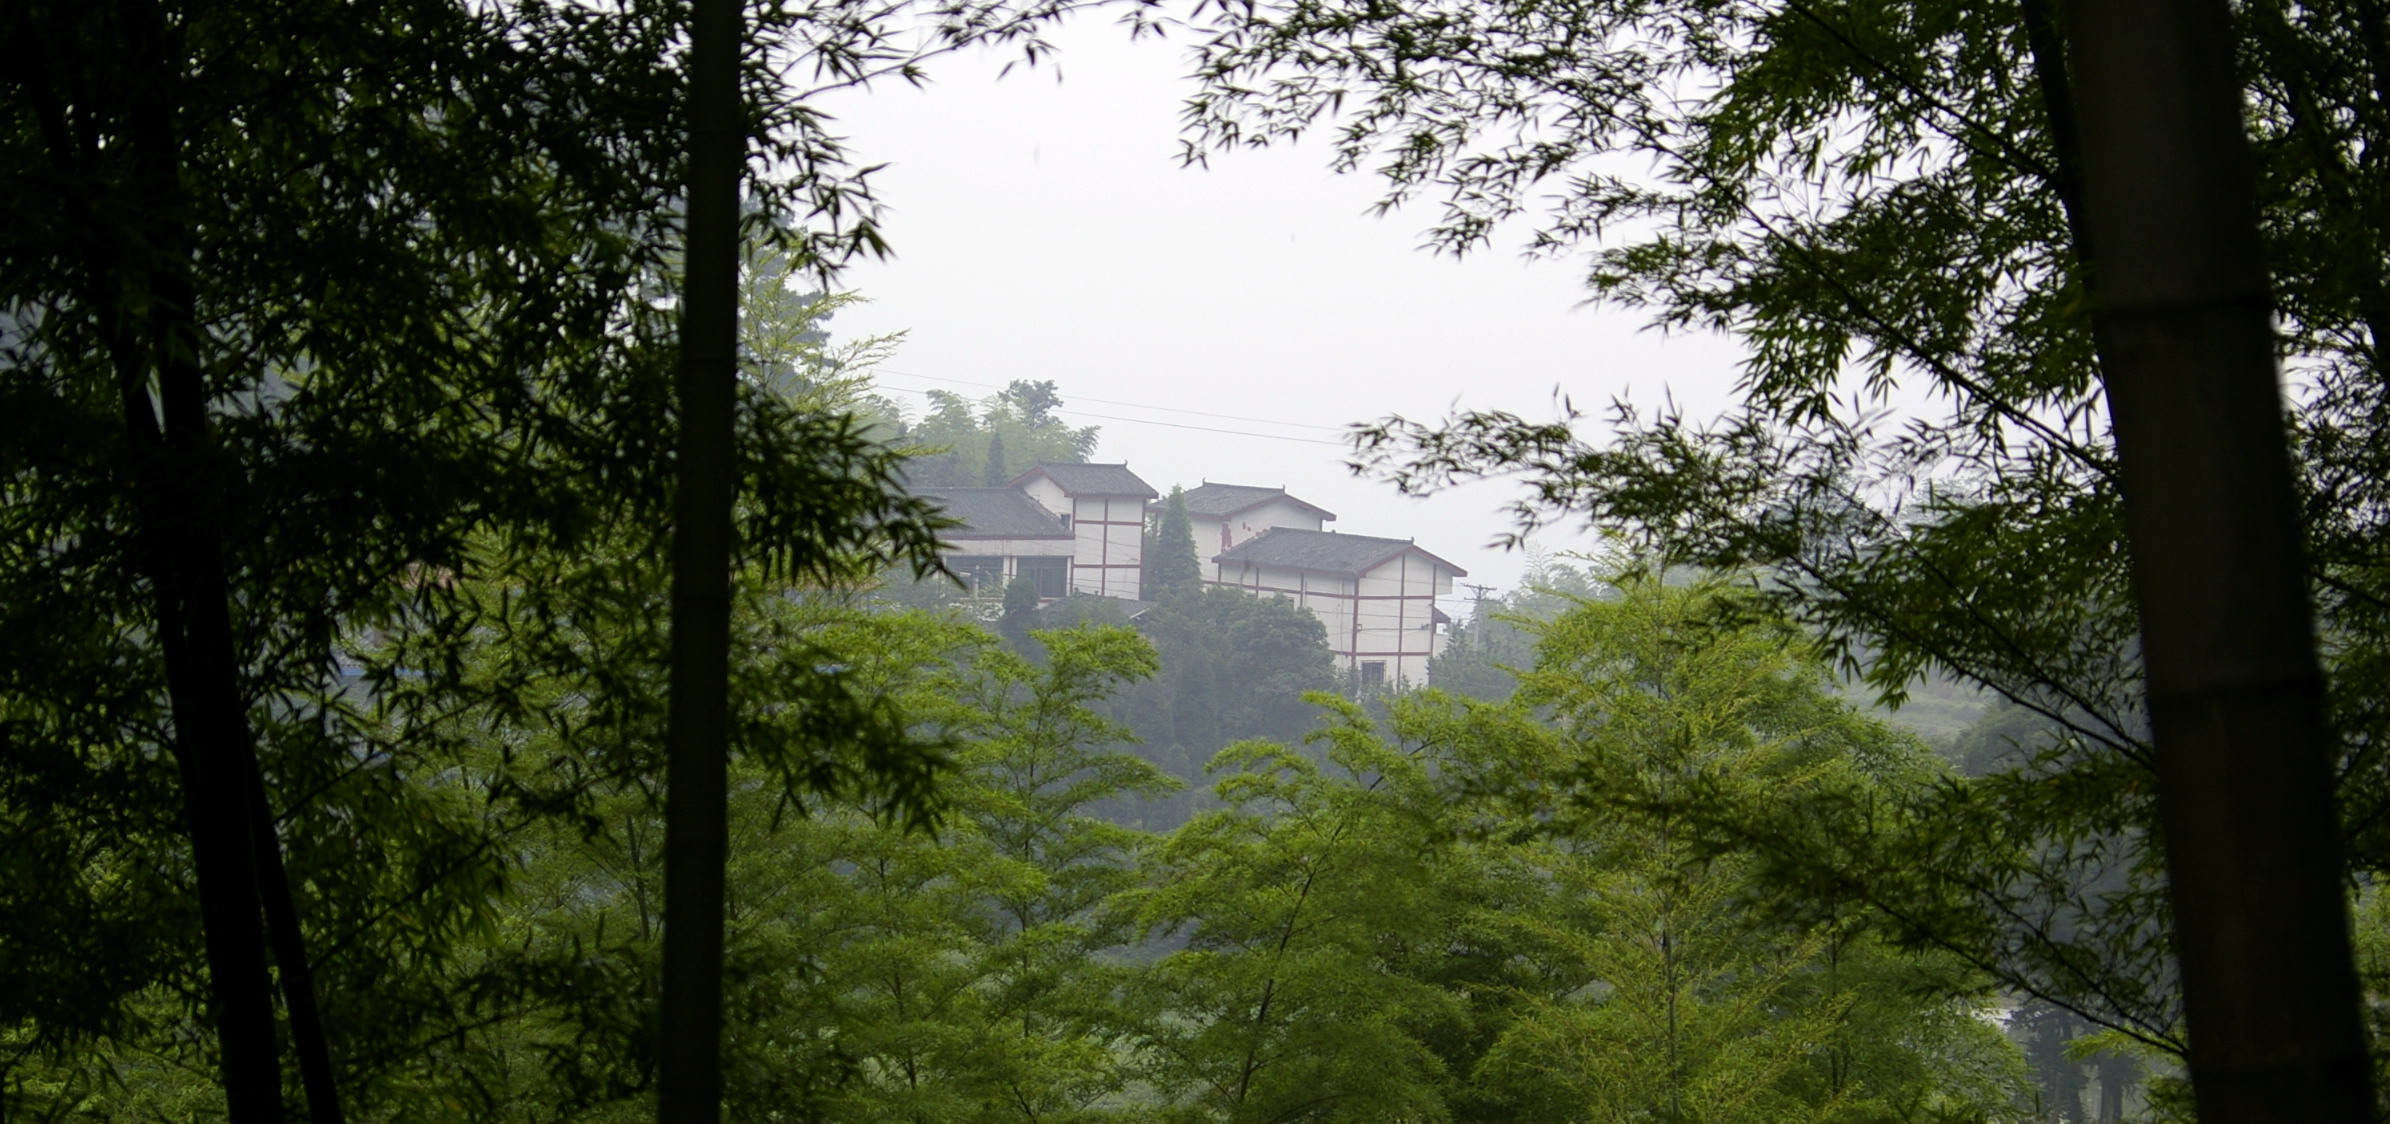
1119;578;2031;1124
1492;579;2027;1123
19;0;2306;1111
987;581;1342;832
0;0;1074;1109
1426;554;1608;701
896;380;1101;488
9;492;2058;1122
1169;0;2390;1092
1143;488;1203;602
1109;587;1339;799
1;0;985;1110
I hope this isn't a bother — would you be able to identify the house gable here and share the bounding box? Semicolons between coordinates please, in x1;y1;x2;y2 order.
1210;528;1465;689
924;469;1468;688
1181;482;1337;523
1210;527;1464;579
1006;462;1156;599
1179;484;1339;581
917;488;1076;600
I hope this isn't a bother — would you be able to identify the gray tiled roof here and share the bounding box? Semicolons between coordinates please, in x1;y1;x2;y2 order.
1213;528;1467;577
1011;462;1158;499
1179;482;1337;521
917;488;1071;540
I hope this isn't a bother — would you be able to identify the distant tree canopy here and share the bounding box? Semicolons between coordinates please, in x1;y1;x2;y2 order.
1144;486;1203;601
897;379;1099;487
1112;587;1339;791
1176;0;2390;1092
1;0;975;1116
1428;555;1609;701
741;255;909;417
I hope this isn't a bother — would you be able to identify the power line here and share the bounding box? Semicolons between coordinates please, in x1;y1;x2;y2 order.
872;366;1354;434
1059;408;1351;446
871;384;1353;447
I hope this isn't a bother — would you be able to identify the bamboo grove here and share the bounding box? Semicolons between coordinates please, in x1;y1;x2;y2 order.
13;0;2390;1119
4;556;2061;1123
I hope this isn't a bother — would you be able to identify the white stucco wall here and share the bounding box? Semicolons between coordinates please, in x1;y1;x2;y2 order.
1070;494;1146;597
1018;477;1071;519
1352;552;1455;688
1210;549;1456;688
1191;515;1229;581
944;537;1074;558
1193;500;1331;582
1239;498;1329;539
1016;475;1149;599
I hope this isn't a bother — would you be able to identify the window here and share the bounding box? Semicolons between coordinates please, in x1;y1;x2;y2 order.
1360;661;1387;689
1017;555;1069;600
951;555;1005;596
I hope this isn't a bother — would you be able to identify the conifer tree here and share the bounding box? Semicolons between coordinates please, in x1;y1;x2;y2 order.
999;576;1042;652
1145;487;1202;601
983;431;1010;486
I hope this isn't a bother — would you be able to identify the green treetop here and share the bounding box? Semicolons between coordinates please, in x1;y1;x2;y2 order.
1145;487;1203;601
1111;587;1339;812
1172;0;2390;1085
1000;575;1043;653
1128;575;2026;1124
901;380;1100;487
1476;576;2026;1124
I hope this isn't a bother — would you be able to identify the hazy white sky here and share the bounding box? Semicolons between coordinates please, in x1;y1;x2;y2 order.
817;15;1751;597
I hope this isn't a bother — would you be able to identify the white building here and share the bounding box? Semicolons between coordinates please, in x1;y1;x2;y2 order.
1178;482;1338;581
914;487;1076;599
1209;528;1465;689
921;463;1158;601
925;467;1466;690
1010;462;1157;599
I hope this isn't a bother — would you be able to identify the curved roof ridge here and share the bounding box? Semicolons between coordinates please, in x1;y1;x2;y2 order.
1179;481;1338;521
1212;526;1465;576
1009;461;1159;499
916;487;1073;540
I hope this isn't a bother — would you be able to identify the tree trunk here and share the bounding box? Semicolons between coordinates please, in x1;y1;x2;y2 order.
248;766;346;1124
92;4;350;1119
2063;0;2375;1116
657;0;742;1115
116;2;284;1118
